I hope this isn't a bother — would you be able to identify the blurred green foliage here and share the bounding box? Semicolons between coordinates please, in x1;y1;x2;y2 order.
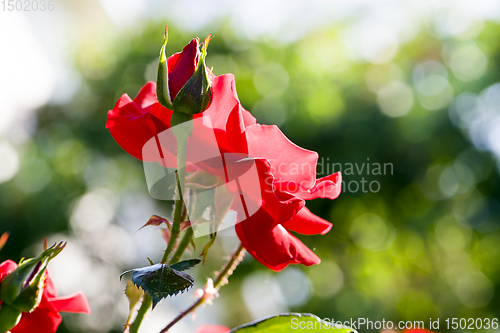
1;17;500;333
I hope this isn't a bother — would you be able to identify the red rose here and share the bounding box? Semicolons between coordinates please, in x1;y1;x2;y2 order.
195;324;230;333
107;41;341;271
0;260;90;333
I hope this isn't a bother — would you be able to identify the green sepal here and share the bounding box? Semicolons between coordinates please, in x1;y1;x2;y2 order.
0;303;22;332
120;264;194;309
172;34;213;115
157;27;173;109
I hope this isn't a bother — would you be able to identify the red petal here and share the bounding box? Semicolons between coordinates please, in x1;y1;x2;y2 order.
50;292;91;314
233;160;321;271
0;260;18;281
236;218;321;271
168;38;200;99
195;324;231;333
43;271;58;299
11;297;61;333
282;207;332;235
245;124;319;191
106;83;172;161
201;74;249;154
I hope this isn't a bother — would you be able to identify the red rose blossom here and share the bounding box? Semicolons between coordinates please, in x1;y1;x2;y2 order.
106;40;341;271
0;260;90;333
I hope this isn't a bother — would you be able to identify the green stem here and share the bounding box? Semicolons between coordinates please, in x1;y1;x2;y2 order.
159;243;246;333
161;138;188;264
170;227;194;264
130;130;190;333
129;293;152;333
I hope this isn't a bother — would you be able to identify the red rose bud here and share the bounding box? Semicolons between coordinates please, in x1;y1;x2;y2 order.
0;242;65;313
172;33;213;116
157;27;201;109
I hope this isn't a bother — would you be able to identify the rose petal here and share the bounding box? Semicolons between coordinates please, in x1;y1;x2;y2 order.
236;220;321;271
107;84;171;161
282;207;332;235
0;260;18;281
10;297;61;333
168;38;200;99
49;292;91;314
195;324;231;333
245;124;318;191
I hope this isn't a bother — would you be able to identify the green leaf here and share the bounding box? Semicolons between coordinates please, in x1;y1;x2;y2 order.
229;313;357;333
125;280;143;324
121;264;194;309
169;259;201;272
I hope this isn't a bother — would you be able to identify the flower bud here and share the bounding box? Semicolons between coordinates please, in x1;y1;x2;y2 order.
172;34;213;115
0;242;65;313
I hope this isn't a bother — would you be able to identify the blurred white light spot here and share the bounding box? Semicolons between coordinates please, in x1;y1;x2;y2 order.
446;42;488;82
439;167;459;197
0;12;55;134
360;26;399;64
435;216;471;251
413;61;448;93
350;214;396;251
308;260;344;298
14;157;52;193
273;267;312;307
365;64;404;93
412;61;454;110
448;93;478;128
70;188;118;233
241;271;287;319
456;272;494;308
252;98;287;127
377;82;414;117
0;141;19;183
99;0;145;26
253;63;289;97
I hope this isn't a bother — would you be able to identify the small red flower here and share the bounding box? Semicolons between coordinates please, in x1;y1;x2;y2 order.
0;260;90;333
107;39;341;272
195;324;230;333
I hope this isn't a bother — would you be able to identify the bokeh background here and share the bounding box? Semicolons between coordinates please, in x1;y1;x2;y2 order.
1;0;500;332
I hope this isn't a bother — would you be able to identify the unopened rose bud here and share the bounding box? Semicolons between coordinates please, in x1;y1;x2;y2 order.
0;242;65;313
172;34;213;116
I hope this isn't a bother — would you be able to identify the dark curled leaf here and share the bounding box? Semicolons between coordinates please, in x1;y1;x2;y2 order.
169;259;201;272
121;264;194;308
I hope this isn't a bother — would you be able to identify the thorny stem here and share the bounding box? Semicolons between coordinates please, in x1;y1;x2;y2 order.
169;226;194;264
130;137;188;333
160;243;246;333
161;137;188;264
129;293;152;333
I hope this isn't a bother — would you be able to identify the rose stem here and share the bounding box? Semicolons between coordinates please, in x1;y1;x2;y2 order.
129;294;152;333
159;243;246;333
129;137;189;333
169;226;194;264
161;136;188;264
